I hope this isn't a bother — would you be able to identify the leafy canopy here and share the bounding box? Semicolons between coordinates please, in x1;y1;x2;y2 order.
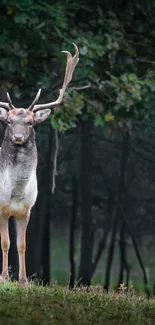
0;0;155;130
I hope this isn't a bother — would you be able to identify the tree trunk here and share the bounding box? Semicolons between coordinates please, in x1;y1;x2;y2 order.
89;214;112;281
42;199;51;285
131;232;150;297
41;127;55;284
78;118;93;286
117;222;126;288
123;217;150;297
104;125;130;292
69;176;78;289
104;212;118;292
26;125;54;281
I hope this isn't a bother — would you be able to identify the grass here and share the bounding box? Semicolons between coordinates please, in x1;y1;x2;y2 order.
0;283;154;325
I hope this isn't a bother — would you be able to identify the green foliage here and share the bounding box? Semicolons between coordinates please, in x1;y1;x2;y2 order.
0;0;155;130
0;1;68;89
100;72;155;121
51;91;84;132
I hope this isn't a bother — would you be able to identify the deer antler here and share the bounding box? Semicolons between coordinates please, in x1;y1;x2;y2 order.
0;92;15;111
32;43;79;113
0;93;15;111
28;88;42;111
7;92;15;110
0;102;10;111
0;44;79;112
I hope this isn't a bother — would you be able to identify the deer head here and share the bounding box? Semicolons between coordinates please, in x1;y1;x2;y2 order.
0;43;79;145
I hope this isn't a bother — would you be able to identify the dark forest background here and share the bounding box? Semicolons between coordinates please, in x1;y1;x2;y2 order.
0;0;155;294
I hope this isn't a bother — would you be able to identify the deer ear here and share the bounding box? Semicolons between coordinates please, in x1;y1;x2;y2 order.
0;107;8;123
33;109;51;124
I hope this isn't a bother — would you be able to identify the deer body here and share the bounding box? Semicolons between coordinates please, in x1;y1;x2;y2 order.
0;112;39;282
0;44;79;282
0;128;38;217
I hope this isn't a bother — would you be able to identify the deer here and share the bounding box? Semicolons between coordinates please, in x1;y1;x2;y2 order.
0;43;79;283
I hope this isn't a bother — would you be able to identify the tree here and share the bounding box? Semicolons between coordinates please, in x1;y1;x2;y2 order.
1;0;155;289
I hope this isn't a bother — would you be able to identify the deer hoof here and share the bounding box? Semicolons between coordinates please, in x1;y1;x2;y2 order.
0;275;9;282
19;277;28;285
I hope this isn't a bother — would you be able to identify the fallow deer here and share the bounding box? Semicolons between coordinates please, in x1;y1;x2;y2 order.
0;44;79;283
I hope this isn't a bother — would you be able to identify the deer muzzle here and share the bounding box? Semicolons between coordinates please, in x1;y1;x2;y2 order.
12;134;25;145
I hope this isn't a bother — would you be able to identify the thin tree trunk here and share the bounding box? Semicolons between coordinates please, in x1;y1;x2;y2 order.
104;126;130;292
119;203;150;296
117;222;126;288
125;261;130;291
123;232;130;291
104;212;118;292
88;193;115;281
131;232;150;297
89;217;111;280
41;127;54;284
26;195;45;279
69;176;78;289
124;216;150;297
26;125;53;281
116;221;130;291
42;199;51;285
78;118;93;286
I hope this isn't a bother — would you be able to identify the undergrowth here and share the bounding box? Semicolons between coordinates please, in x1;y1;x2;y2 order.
0;283;154;325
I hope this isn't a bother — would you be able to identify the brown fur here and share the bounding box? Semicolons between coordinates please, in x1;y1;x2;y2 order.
0;205;29;220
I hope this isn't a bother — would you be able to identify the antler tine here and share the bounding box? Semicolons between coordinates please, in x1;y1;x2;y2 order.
33;43;79;113
7;92;15;110
28;88;42;111
0;101;10;111
0;92;16;111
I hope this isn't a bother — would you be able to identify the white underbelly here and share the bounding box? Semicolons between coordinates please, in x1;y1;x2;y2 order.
0;170;38;211
9;199;25;211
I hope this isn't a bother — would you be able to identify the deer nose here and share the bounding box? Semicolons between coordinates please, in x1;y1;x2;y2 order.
13;134;24;144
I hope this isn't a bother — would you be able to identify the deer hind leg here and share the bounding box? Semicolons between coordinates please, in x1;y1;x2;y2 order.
16;216;30;283
0;218;10;280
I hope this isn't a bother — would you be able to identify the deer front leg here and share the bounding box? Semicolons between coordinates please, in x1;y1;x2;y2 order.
16;216;29;283
0;218;10;280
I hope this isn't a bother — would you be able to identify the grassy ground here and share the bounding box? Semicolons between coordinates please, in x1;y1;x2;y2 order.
0;283;155;325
